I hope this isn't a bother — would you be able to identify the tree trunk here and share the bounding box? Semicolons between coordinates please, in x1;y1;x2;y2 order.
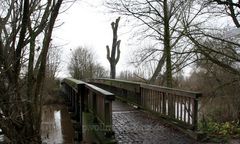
106;17;121;79
110;63;116;79
163;0;172;88
149;54;166;84
0;0;63;143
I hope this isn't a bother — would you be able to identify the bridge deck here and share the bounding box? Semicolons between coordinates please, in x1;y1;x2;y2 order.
112;100;195;144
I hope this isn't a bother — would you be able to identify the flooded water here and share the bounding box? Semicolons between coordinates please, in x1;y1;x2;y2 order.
0;129;3;143
0;135;3;143
41;104;101;144
41;105;75;144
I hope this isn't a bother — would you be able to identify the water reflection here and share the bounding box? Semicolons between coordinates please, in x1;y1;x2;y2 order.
0;128;3;143
41;105;74;144
0;135;3;143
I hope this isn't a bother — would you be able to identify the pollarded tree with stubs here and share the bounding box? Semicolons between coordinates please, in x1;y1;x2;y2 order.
106;17;121;79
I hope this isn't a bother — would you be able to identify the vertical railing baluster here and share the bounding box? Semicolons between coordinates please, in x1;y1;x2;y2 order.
173;94;176;119
160;92;162;113
180;97;183;121
188;97;191;125
184;98;187;123
192;93;201;130
176;95;179;120
163;92;166;115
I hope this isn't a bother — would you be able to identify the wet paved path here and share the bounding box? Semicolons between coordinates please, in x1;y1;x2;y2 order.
40;103;240;144
112;100;196;144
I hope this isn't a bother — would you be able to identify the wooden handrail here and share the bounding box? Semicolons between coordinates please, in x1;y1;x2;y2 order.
89;78;202;131
141;84;201;98
85;83;115;101
61;78;115;140
61;78;84;141
84;83;115;128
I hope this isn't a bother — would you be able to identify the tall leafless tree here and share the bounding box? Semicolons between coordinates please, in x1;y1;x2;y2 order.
183;1;240;77
211;0;240;27
106;17;121;79
105;0;206;87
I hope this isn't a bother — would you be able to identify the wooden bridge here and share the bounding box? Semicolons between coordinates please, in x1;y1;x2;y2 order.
61;78;202;143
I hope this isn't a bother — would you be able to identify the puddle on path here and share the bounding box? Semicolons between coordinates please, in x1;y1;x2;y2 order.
41;105;74;144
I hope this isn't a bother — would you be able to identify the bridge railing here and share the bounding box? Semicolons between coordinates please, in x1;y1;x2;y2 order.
61;78;115;140
89;78;201;131
61;78;84;140
85;83;115;131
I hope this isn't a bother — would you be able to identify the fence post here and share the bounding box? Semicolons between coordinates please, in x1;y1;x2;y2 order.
92;93;97;123
192;93;201;130
75;83;85;141
84;88;89;112
72;89;77;116
104;100;114;138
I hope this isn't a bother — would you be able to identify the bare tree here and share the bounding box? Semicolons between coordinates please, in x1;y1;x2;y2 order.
182;54;240;122
46;44;61;80
68;46;108;79
210;0;240;27
93;63;108;78
0;0;64;143
106;17;121;79
183;1;240;77
105;0;206;87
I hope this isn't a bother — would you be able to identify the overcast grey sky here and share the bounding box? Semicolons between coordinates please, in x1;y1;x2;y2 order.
54;0;132;78
53;0;236;78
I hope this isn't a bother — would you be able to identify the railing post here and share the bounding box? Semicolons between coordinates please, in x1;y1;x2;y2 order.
192;93;201;130
168;94;174;118
72;89;77;115
104;99;114;138
138;84;142;106
76;83;85;141
84;88;89;112
92;93;97;123
67;85;71;107
69;87;72;111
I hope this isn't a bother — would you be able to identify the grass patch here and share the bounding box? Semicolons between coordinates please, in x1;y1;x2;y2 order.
199;119;240;142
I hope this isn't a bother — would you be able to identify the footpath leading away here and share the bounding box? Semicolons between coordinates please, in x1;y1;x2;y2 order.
112;100;196;144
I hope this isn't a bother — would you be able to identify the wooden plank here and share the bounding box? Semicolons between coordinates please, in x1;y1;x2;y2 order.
63;77;85;91
91;78;141;93
85;84;115;101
